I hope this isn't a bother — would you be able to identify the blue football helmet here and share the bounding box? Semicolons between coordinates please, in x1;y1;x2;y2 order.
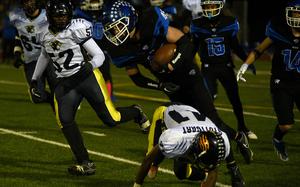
102;0;138;46
201;0;225;18
286;0;300;27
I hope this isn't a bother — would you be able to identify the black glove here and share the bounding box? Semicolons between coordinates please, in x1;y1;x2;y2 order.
80;61;93;74
30;80;43;103
13;52;24;69
159;82;180;94
248;64;256;75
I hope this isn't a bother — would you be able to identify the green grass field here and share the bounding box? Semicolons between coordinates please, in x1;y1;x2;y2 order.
0;60;299;187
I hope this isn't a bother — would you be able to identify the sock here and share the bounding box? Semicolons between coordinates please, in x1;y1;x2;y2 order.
273;124;287;141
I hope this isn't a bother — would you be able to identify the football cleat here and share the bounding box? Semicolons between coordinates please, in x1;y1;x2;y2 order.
227;165;245;187
147;165;158;179
133;105;151;134
273;138;289;161
246;130;258;140
236;131;253;164
68;160;96;176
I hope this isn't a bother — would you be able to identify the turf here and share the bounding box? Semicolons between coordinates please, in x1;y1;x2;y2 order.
0;60;299;187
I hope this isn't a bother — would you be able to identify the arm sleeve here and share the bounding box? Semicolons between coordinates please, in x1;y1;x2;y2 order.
82;38;105;68
129;71;160;90
170;34;195;70
32;48;49;80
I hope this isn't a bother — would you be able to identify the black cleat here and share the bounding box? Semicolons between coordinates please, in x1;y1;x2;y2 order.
273;138;289;161
133;105;151;134
68;160;96;176
236;131;253;164
228;165;245;187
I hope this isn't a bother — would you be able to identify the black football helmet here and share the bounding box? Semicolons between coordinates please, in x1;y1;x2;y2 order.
21;0;39;15
185;130;226;171
46;0;73;32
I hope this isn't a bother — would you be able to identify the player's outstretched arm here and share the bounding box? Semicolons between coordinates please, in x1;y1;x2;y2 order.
134;145;161;187
237;37;273;82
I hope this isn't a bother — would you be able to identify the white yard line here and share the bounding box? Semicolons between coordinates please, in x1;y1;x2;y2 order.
83;131;106;137
1;79;298;122
0;127;229;187
0;131;37;134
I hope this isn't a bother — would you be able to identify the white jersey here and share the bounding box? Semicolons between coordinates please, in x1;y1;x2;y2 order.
9;9;48;64
182;0;203;20
158;104;230;158
38;19;93;78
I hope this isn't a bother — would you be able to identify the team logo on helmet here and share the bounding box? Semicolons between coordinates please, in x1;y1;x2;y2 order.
198;134;210;151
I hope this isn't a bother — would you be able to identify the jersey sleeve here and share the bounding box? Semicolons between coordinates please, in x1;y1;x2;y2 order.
139;7;169;42
158;129;191;158
265;18;291;44
71;19;93;44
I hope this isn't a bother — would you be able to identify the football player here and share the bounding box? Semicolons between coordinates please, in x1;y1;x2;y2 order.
237;0;300;161
133;103;231;187
101;1;251;185
74;0;115;99
31;0;150;175
190;0;257;140
8;0;56;105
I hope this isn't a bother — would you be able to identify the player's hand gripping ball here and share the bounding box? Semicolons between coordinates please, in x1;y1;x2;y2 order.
151;43;177;72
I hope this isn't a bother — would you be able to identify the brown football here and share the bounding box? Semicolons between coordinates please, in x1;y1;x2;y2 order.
151;43;177;71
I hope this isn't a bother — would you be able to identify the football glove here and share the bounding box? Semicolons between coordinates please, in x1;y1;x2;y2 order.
13;52;24;69
236;63;249;82
30;80;43;103
159;82;180;94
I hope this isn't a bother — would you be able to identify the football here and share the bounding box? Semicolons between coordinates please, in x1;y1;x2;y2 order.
151;43;177;71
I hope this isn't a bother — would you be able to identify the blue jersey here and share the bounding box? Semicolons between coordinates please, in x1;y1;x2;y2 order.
73;8;104;41
190;15;240;65
266;15;300;81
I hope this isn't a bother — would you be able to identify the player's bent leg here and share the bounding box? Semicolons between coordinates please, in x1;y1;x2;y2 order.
84;69;150;131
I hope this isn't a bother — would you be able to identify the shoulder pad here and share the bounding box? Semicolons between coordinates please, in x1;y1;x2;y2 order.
69;18;93;44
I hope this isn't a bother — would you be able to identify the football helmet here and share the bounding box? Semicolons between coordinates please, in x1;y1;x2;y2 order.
186;130;226;171
21;0;38;15
102;0;138;46
201;0;225;19
286;0;300;27
46;0;73;32
150;0;165;6
80;0;103;11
